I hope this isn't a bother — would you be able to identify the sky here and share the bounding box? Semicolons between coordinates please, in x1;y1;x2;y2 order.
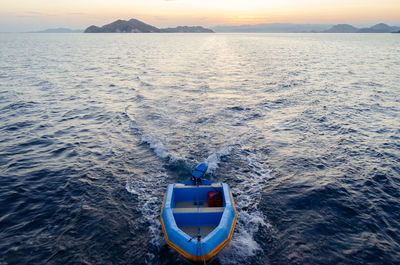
1;0;400;31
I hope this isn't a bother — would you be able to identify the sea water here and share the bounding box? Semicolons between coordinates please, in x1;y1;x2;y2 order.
0;33;399;264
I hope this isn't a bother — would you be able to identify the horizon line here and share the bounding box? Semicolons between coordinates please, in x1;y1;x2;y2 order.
2;20;400;33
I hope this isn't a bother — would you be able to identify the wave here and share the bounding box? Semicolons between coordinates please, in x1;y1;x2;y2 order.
217;151;272;264
205;133;255;173
141;134;182;163
126;171;169;264
205;145;234;173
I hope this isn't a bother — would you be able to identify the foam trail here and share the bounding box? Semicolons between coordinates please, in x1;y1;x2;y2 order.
205;133;254;173
141;135;169;159
205;145;234;173
126;106;178;162
217;151;272;265
141;134;181;162
126;172;168;264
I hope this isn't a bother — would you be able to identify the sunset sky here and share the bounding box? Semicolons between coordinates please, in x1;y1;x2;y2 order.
1;0;400;31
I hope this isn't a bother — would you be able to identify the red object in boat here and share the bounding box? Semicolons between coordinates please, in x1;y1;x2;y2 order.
208;191;223;207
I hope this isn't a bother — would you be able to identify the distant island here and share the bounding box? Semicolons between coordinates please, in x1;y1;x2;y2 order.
212;23;331;33
322;24;358;33
28;22;400;34
212;22;400;33
323;23;400;33
29;28;83;33
84;18;214;33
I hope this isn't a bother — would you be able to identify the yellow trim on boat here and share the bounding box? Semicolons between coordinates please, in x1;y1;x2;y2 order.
160;189;237;263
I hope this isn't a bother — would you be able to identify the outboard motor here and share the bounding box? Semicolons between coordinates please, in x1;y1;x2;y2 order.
190;163;207;185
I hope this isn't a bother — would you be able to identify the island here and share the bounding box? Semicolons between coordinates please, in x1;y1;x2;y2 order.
324;23;400;33
29;28;83;33
212;22;400;33
323;24;358;33
84;18;214;33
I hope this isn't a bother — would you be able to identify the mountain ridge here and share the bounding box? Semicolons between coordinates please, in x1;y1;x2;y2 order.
28;28;83;33
322;24;358;33
84;18;214;33
212;23;331;33
212;22;400;33
324;23;400;33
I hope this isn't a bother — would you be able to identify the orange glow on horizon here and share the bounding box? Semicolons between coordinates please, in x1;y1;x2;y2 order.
0;0;399;31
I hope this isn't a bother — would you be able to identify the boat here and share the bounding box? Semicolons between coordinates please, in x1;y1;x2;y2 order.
160;163;237;263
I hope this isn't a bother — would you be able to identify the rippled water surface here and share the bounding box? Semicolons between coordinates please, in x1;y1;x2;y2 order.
0;33;399;264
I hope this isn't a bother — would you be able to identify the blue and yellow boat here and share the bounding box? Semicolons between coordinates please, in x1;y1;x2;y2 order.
160;163;237;263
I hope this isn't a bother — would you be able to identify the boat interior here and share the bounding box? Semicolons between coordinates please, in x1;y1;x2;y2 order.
172;184;225;237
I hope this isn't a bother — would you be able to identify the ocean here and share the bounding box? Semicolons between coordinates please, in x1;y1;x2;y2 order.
0;33;399;264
